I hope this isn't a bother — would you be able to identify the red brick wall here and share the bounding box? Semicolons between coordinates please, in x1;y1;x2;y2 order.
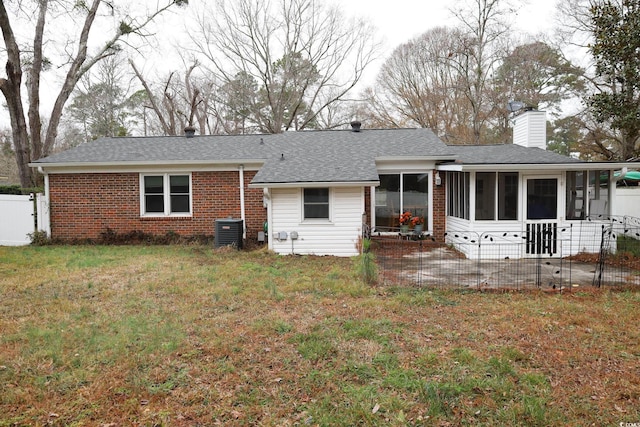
364;186;371;224
432;170;446;240
48;171;266;240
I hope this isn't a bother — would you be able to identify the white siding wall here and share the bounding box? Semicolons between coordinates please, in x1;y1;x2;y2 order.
0;194;34;246
445;216;611;259
445;219;525;259
269;187;364;257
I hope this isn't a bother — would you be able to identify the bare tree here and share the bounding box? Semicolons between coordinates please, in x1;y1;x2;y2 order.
0;0;188;187
131;60;218;136
449;0;515;143
67;53;141;142
368;27;470;140
190;0;380;134
366;0;531;144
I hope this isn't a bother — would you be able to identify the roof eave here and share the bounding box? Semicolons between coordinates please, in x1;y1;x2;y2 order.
249;180;380;189
376;155;457;162
437;162;631;172
31;159;266;172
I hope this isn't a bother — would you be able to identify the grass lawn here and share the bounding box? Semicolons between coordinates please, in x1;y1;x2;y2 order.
1;245;639;426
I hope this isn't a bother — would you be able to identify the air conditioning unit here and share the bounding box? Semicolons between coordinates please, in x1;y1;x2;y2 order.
214;218;244;249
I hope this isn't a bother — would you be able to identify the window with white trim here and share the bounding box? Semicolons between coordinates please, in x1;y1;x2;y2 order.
141;174;192;216
374;173;429;230
303;188;329;219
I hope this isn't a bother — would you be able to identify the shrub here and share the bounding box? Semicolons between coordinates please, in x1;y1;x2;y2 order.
356;238;377;284
28;230;50;246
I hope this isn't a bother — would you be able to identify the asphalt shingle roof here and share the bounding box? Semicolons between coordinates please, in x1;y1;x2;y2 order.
34;128;595;183
34;128;455;184
444;144;583;164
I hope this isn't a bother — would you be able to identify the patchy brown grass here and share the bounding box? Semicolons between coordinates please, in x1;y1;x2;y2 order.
0;245;639;426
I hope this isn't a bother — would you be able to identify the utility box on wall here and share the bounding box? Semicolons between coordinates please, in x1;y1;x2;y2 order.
214;218;244;249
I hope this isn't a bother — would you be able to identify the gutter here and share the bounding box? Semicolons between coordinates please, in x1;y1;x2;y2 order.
28;159;266;170
248;180;380;189
436;162;632;172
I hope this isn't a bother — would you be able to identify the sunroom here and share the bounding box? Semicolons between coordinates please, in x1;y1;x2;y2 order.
437;110;630;259
439;164;624;259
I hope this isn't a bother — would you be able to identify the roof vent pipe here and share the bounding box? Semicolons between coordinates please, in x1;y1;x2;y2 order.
184;126;196;138
350;121;362;132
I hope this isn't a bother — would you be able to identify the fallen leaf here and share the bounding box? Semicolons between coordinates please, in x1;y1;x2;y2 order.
372;403;380;414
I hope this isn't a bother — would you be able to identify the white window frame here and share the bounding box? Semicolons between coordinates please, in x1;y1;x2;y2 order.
473;171;520;222
301;187;331;222
373;171;431;232
140;173;193;217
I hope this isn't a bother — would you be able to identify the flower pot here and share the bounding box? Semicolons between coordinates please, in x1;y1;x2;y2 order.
414;224;423;234
400;225;410;233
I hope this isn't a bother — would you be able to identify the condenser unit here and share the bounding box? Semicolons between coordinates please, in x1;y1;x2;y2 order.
214;218;244;249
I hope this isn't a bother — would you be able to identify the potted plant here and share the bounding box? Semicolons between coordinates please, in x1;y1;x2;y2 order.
399;211;412;233
411;215;424;233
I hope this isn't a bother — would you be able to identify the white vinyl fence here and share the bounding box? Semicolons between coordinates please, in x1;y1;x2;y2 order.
615;187;640;218
0;193;49;246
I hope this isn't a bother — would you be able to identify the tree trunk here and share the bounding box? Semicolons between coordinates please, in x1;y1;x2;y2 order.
0;0;33;187
0;0;186;188
28;1;48;163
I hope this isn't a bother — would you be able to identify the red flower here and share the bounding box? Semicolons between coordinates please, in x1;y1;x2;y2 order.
399;211;412;225
411;216;424;226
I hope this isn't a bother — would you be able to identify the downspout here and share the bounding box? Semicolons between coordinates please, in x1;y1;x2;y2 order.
239;165;246;239
263;187;273;252
38;166;51;237
612;166;628;184
369;185;376;232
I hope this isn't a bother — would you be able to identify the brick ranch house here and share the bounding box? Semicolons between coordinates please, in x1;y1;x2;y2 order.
32;112;629;257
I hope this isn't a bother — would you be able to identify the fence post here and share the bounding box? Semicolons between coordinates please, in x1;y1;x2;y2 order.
593;224;607;288
476;232;482;289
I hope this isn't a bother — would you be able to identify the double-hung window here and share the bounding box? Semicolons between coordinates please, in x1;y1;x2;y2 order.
303;188;330;220
141;174;191;216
